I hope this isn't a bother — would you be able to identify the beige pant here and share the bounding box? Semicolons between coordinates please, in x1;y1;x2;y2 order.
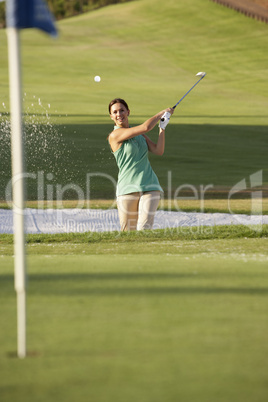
117;191;161;231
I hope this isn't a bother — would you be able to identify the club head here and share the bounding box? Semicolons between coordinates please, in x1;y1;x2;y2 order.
196;72;206;78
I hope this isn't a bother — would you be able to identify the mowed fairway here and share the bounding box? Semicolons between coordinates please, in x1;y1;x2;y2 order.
0;0;268;199
1;233;268;402
0;0;268;401
1;228;268;402
1;0;267;121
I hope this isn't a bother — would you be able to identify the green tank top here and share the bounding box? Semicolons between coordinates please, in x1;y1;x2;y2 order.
112;127;163;196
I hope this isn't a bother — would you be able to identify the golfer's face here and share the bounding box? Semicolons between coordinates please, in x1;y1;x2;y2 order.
110;103;129;127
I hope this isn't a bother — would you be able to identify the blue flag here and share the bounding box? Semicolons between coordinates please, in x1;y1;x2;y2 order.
6;0;57;37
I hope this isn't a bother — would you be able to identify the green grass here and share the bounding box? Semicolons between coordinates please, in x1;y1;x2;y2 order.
1;197;268;215
0;225;267;258
1;228;268;402
0;0;267;121
1;3;268;400
1;122;267;200
1;246;268;402
0;222;267;244
0;0;268;200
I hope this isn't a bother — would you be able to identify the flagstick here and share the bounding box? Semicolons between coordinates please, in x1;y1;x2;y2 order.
7;27;27;359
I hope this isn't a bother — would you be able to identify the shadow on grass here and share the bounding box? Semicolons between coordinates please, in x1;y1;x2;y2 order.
16;113;268;119
1;272;268;296
1;122;267;200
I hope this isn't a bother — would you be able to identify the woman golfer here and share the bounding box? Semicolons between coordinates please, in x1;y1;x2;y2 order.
108;98;173;231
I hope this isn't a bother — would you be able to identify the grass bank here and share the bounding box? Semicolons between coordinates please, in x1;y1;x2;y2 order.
0;0;267;200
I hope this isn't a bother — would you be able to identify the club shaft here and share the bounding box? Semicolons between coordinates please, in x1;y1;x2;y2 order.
173;76;204;109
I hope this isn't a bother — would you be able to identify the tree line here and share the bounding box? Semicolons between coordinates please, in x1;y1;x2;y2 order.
0;0;133;28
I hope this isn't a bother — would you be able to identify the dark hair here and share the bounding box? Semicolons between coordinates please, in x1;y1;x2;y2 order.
109;98;129;114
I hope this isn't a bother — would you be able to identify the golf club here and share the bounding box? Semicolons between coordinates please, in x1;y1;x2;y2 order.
172;71;206;109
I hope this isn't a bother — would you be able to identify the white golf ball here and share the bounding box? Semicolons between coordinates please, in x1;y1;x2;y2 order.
94;75;101;82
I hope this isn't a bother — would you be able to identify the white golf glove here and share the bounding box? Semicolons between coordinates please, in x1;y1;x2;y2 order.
159;111;171;129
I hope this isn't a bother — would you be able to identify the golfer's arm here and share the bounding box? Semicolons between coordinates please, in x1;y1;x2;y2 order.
110;111;164;143
143;129;165;156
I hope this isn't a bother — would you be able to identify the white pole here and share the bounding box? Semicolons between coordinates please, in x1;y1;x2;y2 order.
7;27;27;359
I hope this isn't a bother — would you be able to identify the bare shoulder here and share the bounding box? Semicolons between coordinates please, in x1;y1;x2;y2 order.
108;129;119;144
108;130;122;153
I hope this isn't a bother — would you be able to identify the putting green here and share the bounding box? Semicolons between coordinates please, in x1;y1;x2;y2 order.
1;250;268;402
